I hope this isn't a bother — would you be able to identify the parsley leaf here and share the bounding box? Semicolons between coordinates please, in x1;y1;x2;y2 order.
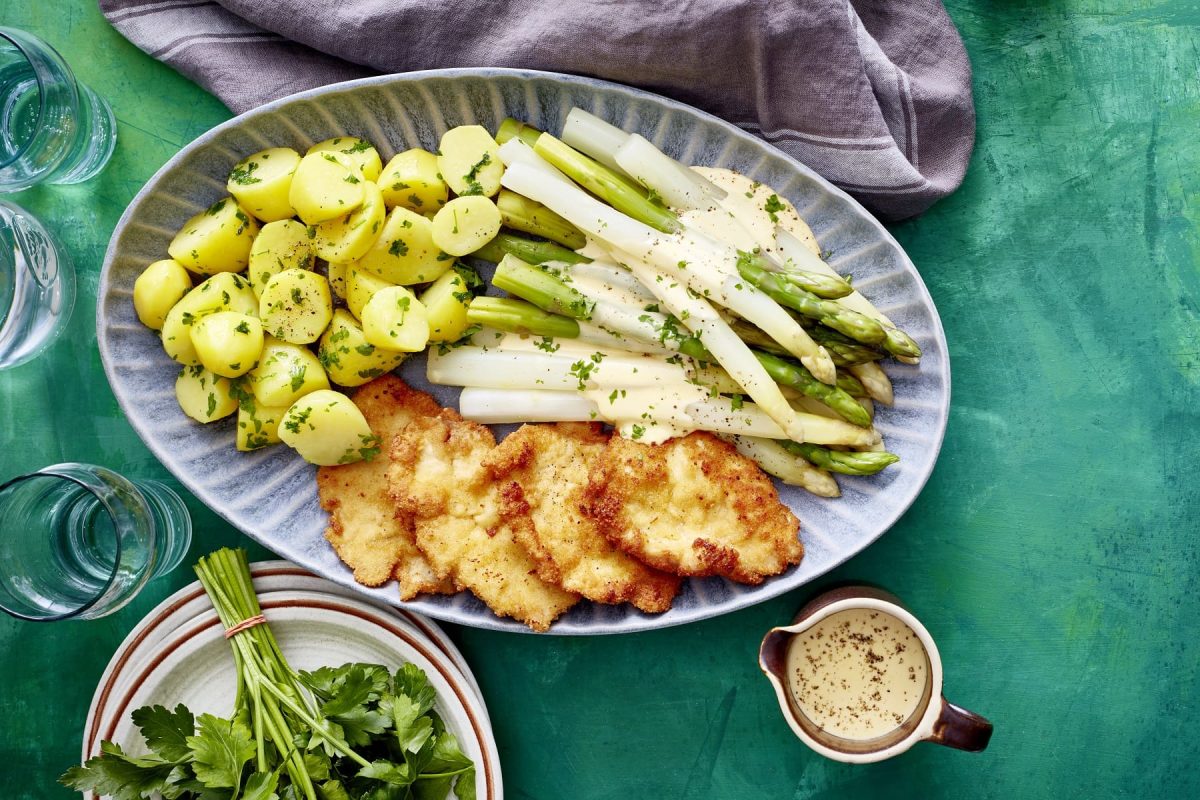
186;713;254;789
132;704;195;763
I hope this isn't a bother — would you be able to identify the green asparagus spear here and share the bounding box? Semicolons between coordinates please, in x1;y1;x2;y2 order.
496;117;542;147
835;370;867;398
798;321;888;366
532;133;681;234
472;232;590;265
466;296;581;339
780;441;899;476
492;254;595;319
750;351;872;427
679;337;872;427
747;251;852;299
496;189;587;249
736;256;888;346
883;326;922;360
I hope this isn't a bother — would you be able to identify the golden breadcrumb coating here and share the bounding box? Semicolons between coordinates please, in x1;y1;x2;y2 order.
484;423;681;614
582;431;803;584
387;409;579;631
316;375;453;599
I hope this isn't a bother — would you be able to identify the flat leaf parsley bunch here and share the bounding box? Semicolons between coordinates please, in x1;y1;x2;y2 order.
61;549;475;800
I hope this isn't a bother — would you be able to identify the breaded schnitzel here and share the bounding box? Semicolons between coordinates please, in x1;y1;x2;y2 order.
582;431;803;584
483;423;681;614
316;375;454;599
388;409;579;631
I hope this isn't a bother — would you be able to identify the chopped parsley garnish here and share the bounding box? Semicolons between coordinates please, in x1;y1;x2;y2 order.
568;359;595;390
289;365;307;392
341;139;373;154
229;160;261;185
630;424;646;440
389;239;409;257
536;337;560;353
459;152;491;196
763;193;786;223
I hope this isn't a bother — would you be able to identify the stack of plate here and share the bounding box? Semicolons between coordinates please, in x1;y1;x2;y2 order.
82;561;503;799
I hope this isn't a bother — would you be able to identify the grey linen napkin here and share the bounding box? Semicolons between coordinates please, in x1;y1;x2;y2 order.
99;0;974;220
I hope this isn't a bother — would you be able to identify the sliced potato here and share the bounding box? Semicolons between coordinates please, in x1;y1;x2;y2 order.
167;197;259;274
318;308;408;387
226;147;301;222
313;180;385;263
249;336;330;408
161;273;258;365
420;268;473;343
258;269;333;344
175;364;238;423
361;286;429;352
288;151;365;225
354;206;450;285
345;265;395;320
378;148;448;213
190;311;263;378
307;137;382;182
430;195;502;256
133;259;192;330
327;260;348;301
437;125;503;197
278;389;380;466
248;219;313;296
235;395;289;452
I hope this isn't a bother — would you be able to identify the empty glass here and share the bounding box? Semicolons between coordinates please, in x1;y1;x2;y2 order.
0;463;192;621
0;199;73;368
0;27;116;191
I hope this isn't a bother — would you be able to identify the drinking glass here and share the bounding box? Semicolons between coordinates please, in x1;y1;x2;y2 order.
0;198;73;368
0;463;193;621
0;27;117;191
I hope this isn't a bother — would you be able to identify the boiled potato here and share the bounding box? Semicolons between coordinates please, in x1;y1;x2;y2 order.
175;364;238;423
327;261;348;301
249;336;330;408
247;219;313;296
226;147;301;222
420;269;473;343
430;195;501;256
354;206;450;285
378;149;448;213
345;265;395;320
258;269;333;344
437;125;503;197
190;311;263;378
307;137;382;182
288;151;365;224
318;308;408;387
361;286;429;352
161;273;258;365
167;197;259;274
133;259;192;330
278;389;380;466
235;396;289;451
313;180;385;263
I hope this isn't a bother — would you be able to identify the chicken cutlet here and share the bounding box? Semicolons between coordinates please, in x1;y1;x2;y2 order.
316;375;454;599
582;431;803;584
387;409;579;631
483;423;681;614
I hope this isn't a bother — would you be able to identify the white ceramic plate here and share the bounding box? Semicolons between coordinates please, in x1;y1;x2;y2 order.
84;562;486;761
83;584;502;800
97;69;950;634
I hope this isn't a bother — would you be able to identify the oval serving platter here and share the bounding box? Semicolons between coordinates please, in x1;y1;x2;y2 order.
98;68;949;634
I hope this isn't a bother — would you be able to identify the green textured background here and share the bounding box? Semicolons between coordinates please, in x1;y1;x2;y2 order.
2;2;1197;797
